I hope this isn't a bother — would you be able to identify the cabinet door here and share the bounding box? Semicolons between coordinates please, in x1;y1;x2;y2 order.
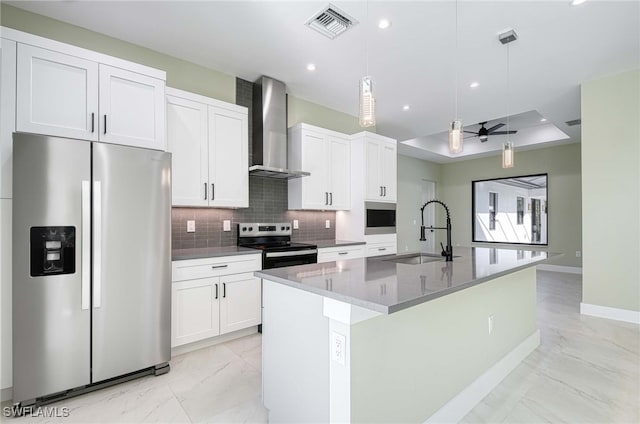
16;44;98;141
326;136;350;210
380;141;397;202
208;106;248;208
166;95;208;206
300;130;328;209
219;273;261;335
99;65;165;150
171;278;220;347
364;139;383;200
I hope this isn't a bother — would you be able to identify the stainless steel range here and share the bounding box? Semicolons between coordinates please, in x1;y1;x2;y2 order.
237;223;317;269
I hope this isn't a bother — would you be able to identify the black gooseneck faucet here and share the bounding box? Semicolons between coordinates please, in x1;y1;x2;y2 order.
420;200;453;261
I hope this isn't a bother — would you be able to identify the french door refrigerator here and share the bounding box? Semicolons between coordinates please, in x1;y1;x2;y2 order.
12;133;171;406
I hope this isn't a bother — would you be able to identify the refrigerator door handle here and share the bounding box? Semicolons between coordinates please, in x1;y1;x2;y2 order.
81;181;91;310
93;180;102;308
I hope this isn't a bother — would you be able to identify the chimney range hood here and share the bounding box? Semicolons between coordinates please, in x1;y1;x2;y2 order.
249;76;310;179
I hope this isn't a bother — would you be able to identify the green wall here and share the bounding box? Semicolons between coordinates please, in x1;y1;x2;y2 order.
288;95;364;135
581;69;640;312
439;143;582;267
396;154;441;253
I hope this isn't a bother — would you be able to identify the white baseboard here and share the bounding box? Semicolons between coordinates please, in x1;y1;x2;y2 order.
536;264;582;274
424;330;540;424
1;387;12;403
580;303;640;324
171;326;258;357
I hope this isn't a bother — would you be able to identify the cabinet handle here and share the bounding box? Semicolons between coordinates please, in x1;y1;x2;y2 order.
204;182;207;200
215;283;219;300
103;115;107;135
330;192;333;205
378;247;387;251
91;113;95;133
211;264;228;269
223;282;226;298
380;186;383;196
383;186;387;197
325;192;328;205
211;184;215;200
338;252;348;255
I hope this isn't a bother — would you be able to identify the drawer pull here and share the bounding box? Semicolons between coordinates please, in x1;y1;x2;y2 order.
378;247;387;251
211;264;229;269
338;252;349;255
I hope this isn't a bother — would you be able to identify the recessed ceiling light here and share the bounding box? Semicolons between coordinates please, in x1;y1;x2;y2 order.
540;118;547;122
378;19;391;29
306;63;316;71
571;0;586;5
402;105;410;111
469;82;480;88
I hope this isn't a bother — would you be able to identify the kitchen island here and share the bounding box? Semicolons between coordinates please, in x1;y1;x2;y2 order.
256;247;552;423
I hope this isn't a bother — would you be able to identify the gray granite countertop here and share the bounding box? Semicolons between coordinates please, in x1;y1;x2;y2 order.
256;247;557;314
172;246;260;261
304;240;366;248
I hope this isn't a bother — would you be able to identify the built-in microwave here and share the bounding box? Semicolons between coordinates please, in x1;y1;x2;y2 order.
365;202;396;235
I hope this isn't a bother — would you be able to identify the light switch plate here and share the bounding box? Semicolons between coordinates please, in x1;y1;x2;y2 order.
325;220;330;229
187;220;195;233
293;219;299;229
223;220;231;231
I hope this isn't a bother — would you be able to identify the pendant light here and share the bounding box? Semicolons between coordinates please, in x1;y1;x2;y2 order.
359;0;376;127
500;29;517;168
449;0;463;154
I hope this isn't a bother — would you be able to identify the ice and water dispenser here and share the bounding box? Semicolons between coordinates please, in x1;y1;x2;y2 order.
30;226;76;276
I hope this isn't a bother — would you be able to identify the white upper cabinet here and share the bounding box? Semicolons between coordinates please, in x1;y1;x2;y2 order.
14;41;165;150
166;94;208;206
17;44;99;141
166;87;248;208
208;106;249;208
354;132;397;203
98;65;165;150
288;123;351;211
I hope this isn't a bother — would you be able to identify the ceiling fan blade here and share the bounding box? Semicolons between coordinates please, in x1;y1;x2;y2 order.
491;130;518;135
486;123;505;133
463;131;478;134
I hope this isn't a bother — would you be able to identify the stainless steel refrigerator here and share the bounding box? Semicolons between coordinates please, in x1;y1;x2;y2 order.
12;133;171;406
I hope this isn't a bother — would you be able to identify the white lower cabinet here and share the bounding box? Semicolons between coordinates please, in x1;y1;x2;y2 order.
171;254;261;347
365;234;397;257
317;244;365;263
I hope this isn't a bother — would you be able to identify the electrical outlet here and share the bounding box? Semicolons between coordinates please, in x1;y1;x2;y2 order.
325;220;330;229
223;220;231;231
488;315;495;335
413;219;416;225
293;219;299;229
186;220;195;233
331;331;346;365
576;250;581;258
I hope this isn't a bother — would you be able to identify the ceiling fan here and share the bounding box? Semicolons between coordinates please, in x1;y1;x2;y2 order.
464;122;517;142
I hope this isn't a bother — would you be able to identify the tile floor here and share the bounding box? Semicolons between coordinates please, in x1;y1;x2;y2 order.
2;271;639;423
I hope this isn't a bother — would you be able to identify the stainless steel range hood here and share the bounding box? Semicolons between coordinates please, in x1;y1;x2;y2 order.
250;77;310;179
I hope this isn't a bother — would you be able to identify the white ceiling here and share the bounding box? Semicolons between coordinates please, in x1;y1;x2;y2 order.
8;1;639;162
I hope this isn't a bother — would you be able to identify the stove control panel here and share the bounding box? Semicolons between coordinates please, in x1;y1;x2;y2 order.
238;223;291;237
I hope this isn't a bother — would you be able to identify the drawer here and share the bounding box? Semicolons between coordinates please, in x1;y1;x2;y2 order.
172;254;261;282
318;244;365;263
366;242;397;257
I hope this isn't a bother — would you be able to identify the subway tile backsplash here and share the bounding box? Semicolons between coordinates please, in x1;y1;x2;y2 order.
171;78;336;250
172;177;336;249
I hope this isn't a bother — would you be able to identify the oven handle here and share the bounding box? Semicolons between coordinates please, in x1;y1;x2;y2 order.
265;249;318;258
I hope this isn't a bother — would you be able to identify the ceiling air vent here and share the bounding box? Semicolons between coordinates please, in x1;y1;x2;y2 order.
305;4;358;39
565;119;582;126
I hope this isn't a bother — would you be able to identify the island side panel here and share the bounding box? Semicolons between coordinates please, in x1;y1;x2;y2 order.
262;279;330;423
350;267;538;423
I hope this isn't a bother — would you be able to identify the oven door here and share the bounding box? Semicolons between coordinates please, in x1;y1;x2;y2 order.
263;249;318;269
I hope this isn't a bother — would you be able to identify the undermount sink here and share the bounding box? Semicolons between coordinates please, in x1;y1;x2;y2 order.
384;253;445;265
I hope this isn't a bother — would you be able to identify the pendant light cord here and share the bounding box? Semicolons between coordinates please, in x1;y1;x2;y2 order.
365;0;370;76
454;0;459;120
506;43;510;136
